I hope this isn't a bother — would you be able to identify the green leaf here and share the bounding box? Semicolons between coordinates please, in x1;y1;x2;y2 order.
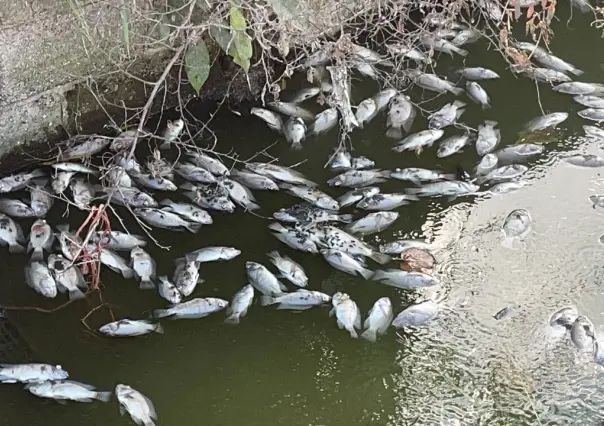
184;40;211;95
209;24;233;54
229;6;253;73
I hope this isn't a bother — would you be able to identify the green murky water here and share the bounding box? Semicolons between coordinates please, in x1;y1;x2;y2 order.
2;7;604;426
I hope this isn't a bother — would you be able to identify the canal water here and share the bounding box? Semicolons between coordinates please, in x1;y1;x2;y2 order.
2;6;604;426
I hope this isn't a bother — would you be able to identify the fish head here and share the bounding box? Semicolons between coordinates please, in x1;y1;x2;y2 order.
245;261;261;274
0;181;11;192
209;298;229;309
99;323;118;334
317;197;339;211
52;365;69;380
331;292;349;306
320;293;332;303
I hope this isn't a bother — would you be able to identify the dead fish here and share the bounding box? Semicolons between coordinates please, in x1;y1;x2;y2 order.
0;363;68;384
520;67;572;83
390;168;455;184
501;209;532;248
184;246;241;263
112;187;158;208
451;28;482;46
578;108;604;123
99;249;134;279
186;152;230;176
218;177;260;211
267;250;308;287
379;239;435;254
574;95;604;109
159;199;213;224
28;219;54;261
584;125;604;140
55;225;81;260
225;284;254;324
346;211;399;235
70;177;95;210
131;247;156;290
273;203;352;224
360;297;393;342
355;98;378;128
28;184;53;217
406;181;479;199
419;34;468;57
393;129;444;153
99;319;163;337
0;199;36;218
475;153;499;176
386;44;432;64
133;208;201;233
289;87;321;104
230;169;279;191
386;94;416;139
246;261;287;296
182;184;235;213
52;163;98;175
110;130;139;152
338;187;380;208
280;183;339;210
392;301;439;327
132;173;178;191
351;156;375;170
476;120;501;156
261;289;331;310
246;162;317;187
89;231;146;251
154;297;229;319
428;101;466;130
516;43;583;76
458;67;499;80
321;249;374;279
329;292;362;338
268;101;315;122
563;154;604;168
115;384;158;426
114;154;143;174
407;70;463;96
173;163;216;184
103;166;132;188
329;151;352;170
61;136;111;159
159;119;185;149
372;269;440;289
494;144;544;164
25;261;57;298
312;108;338;135
356;194;418;211
51;171;76;195
26;380;112;403
553;82;604;95
0;169;45;193
523;112;568;132
372;88;398;112
283;117;307;150
268;222;319;253
47;254;86;300
327;169;390;188
157;276;182;304
437;134;473;158
251;107;284;133
466;81;490;109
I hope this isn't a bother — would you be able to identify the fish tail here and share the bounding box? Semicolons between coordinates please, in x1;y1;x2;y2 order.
224;315;241;325
30;248;44;262
9;243;25;254
152;309;171;319
405;187;421;195
405;194;420;202
30;168;46;178
159;199;173;207
371;270;385;281
121;268;135;279
245;202;261;211
359;267;374;280
291;142;303;151
360;328;377;342
68;289;86;301
570;66;585;76
153;323;164;334
338;214;354;223
95;391;112;402
139;279;155;290
369;251;391;265
266;250;280;261
455;47;469;57
450;87;464;96
481;103;491;110
185;223;202;233
142;419;157;426
159;141;171;149
385;127;403;139
348;327;359;339
260;295;277;306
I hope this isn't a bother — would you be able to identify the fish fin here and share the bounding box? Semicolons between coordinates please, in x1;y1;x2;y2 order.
360;329;377;342
152;309;172;319
185;223;202;233
481;103;491;110
329;307;336;317
371;270;385;281
95;391;112;402
570;66;585;76
121;268;135;279
153;323;164;334
369;251;391;265
139;279;155;290
441;173;458;181
260;295;276;306
277;304;313;310
30;248;44;262
279;282;289;292
68;289;86;301
358;267;374;280
244;202;260;211
446;196;458;202
455;47;469;57
385;127;403;139
9;243;25;254
348;327;359;338
266;250;280;261
30;168;46;179
224;315;241;325
338;214;354;223
159;199;173;207
291;142;303;151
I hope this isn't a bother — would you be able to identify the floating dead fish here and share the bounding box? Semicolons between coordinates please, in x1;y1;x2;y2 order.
327;169;390;188
346;211;399;235
131;246;156;290
61;135;111;159
0;169;45;193
112;187;158;208
312;108;338;135
246;162;317;187
283;117;307;150
99;248;135;279
458;67;499;80
187;152;230;176
268;101;315;122
289;87;321;104
52;171;76;195
273;203;352;224
134;208;201;233
386;94;415;139
225;284;254;324
99;319;163;337
251;107;283;133
466;81;490;109
578;108;604;123
70;177;95;210
159;119;185;149
231;169;279;191
0;199;36;218
355;98;378;128
562;154;604;168
89;231;146;251
159;199;213;224
476;120;500;156
428;101;466;130
47;254;86;300
280;183;339;210
261;289;331;310
329;292;362;338
407;70;463;96
25;261;57;298
522;112;568;132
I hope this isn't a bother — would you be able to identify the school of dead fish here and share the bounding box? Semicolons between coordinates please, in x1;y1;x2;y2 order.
2;9;604;425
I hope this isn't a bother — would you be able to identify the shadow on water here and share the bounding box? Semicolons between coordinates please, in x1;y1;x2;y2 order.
2;5;604;426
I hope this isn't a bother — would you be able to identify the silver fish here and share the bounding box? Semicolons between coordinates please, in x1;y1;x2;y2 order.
523;112;568;132
390;168;455;184
268;222;319;253
99;249;135;279
419;34;468;57
346;211;399;235
549;306;578;330
268;101;314;122
428;101;466;130
187;152;230;176
246;162;317;187
320;249;373;279
520;67;572;83
112;187;158;208
52;163;98;174
466;81;490;109
407;181;479;199
355;98;378;128
312;108;338;135
230;170;279;191
354;61;379;80
407;70;463;96
437;134;472;158
0;198;35;218
56;225;81;260
61;136;111;159
219;177;260;210
251;107;284;133
515;44;583;76
494;144;544;165
457;67;499;80
379;239;435;254
574;95;604;109
361;297;393;342
356;194;418;211
337;187;380;208
351;43;384;63
29;185;53;217
0;363;68;384
27;380;110;403
351;156;375;170
502;209;532;248
134;208;201;233
70;177;95;209
184;246;241;263
302;50;331;68
273;204;352;224
157;276;182;304
393;129;444;153
159;119;185;149
553;82;604;95
329;151;352;170
373;88;398;112
372;269;440;289
99;319;163;337
182;184;235;213
578;108;604;122
386;94;416;139
571;315;596;351
173;163;216;184
154;297;228;319
246;261;287;296
451;28;481;46
283;117;307;150
225;284;254;324
392;301;439;327
116;384;157;426
479;165;528;183
584;125;604;139
132;173;178;191
159;199;212;224
330;292;362;338
280;183;339;210
114;154;143;174
327;169;390;188
131;247;156;290
475;153;499;176
52;171;76;194
290;87;321;104
0;214;25;254
173;258;201;297
89;231;146;251
47;254;86;300
261;289;331;310
386;44;432;64
109;129;139;152
488;181;528;194
563;154;604;168
267;250;308;287
28;219;53;261
25;261;57;298
309;224;391;264
476;120;500;155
